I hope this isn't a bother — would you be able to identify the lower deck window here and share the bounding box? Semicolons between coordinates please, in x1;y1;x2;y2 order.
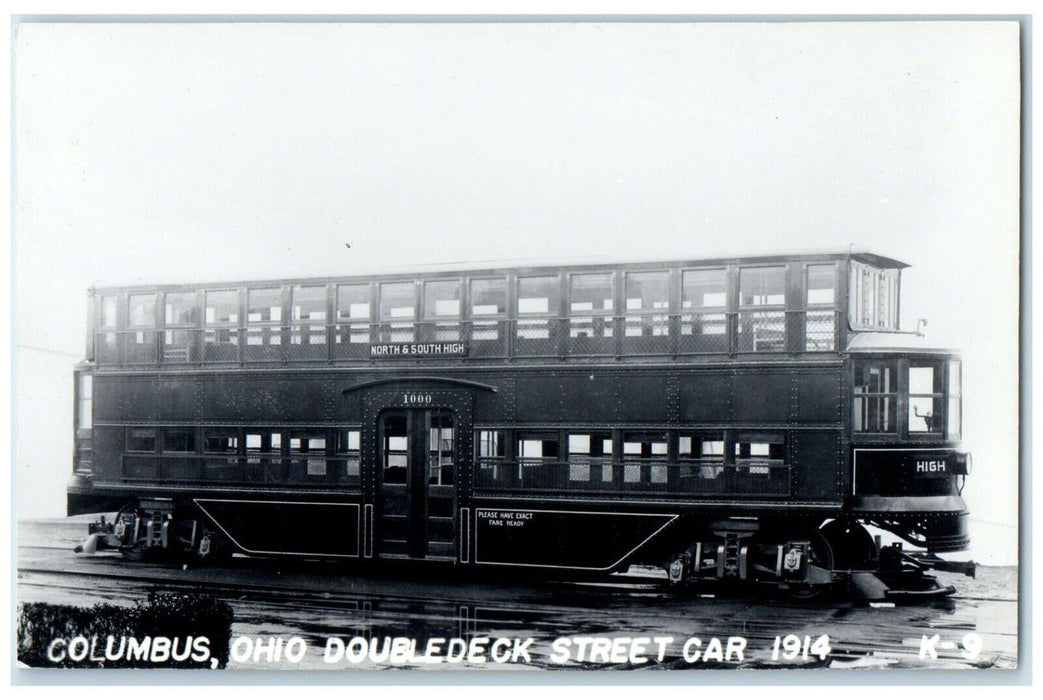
623;433;667;483
162;428;196;453
735;435;785;475
290;430;327;476
679;433;725;479
126;428;156;452
246;431;282;463
336;429;362;482
205;430;239;453
567;432;613;482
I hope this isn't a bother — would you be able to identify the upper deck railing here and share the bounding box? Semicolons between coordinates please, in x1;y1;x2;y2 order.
92;309;841;367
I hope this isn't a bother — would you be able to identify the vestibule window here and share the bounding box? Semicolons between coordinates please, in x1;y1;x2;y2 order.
849;262;899;330
853;360;898;433
948;360;962;440
77;374;92;430
908;363;944;434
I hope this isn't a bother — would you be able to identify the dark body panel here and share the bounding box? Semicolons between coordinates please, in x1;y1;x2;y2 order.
68;251;970;582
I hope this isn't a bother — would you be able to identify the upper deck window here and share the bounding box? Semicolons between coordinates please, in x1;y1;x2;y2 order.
379;282;415;343
246;288;283;353
849;262;899;330
380;282;416;320
569;273;614;314
570;273;614;343
337;284;370;321
335;284;371;351
165;292;197;326
739;267;786;352
806;264;837;351
290;286;327;352
626;272;669;313
100;296;117;329
807;265;836;306
205;290;239;325
248;288;282;324
683;269;727;310
424;280;462;318
681;269;728;351
624;271;670;344
518;276;559;315
292;286;327;322
517;275;560;347
471;278;506;316
739;267;785;306
127;294;156;328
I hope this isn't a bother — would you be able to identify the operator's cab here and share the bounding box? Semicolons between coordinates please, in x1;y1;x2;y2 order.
846;335;969;552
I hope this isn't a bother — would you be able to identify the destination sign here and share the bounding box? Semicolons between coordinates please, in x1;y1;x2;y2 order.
370;342;468;358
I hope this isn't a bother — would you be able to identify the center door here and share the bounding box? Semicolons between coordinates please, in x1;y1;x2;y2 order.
377;409;456;560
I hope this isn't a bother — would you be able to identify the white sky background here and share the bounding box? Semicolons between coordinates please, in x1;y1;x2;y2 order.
13;21;1021;564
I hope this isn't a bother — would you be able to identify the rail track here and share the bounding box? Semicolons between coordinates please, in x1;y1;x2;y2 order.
17;519;1018;671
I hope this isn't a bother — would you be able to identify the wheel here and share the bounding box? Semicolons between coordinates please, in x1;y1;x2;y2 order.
820;518;877;570
786;529;835;600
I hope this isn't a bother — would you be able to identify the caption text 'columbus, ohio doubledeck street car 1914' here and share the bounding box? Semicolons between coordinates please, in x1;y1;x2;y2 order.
69;251;974;600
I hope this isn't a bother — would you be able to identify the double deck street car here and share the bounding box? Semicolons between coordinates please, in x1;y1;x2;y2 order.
69;250;973;599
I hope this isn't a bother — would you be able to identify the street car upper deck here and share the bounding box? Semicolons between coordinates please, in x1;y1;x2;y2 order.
84;251;907;368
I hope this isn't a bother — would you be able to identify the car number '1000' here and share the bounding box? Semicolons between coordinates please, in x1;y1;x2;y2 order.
402;393;434;405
